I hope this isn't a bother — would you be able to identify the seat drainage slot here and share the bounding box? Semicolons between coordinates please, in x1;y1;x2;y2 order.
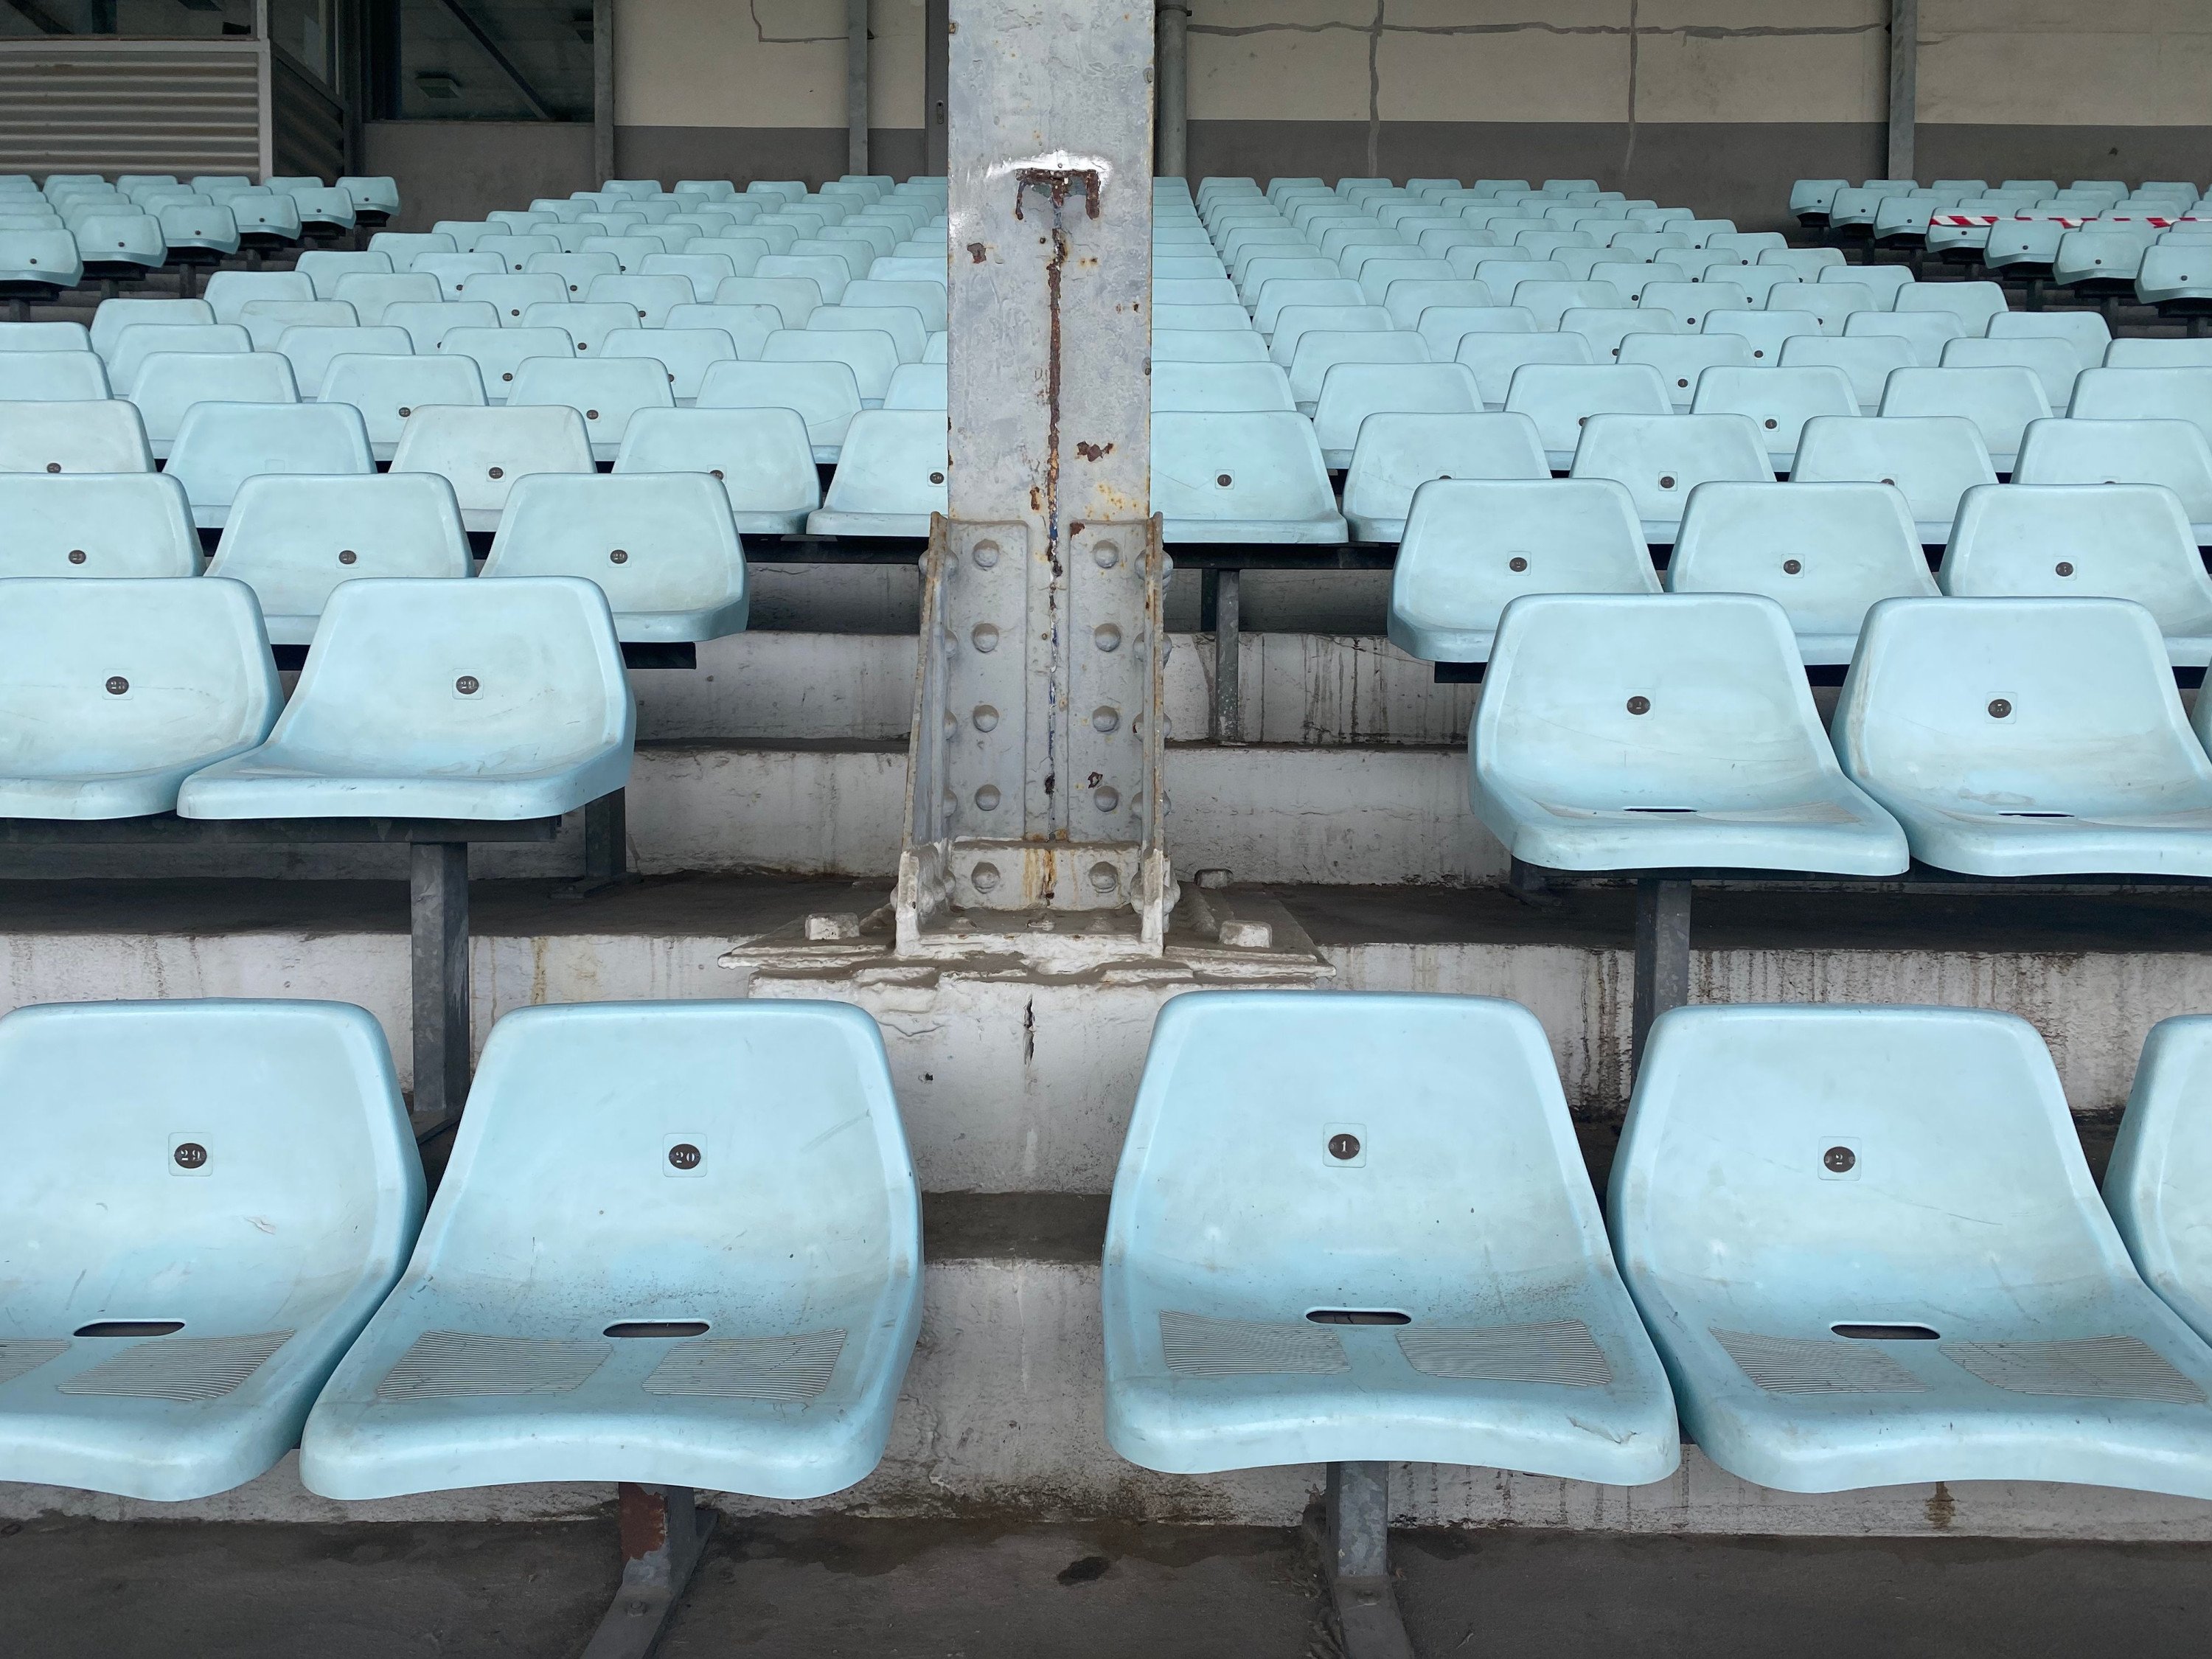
605;1321;712;1338
1306;1310;1412;1326
1832;1323;1941;1340
74;1321;184;1338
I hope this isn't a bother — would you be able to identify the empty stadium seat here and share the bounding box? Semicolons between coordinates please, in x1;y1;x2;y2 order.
1703;310;1821;363
235;299;358;352
1103;990;1678;1486
0;349;108;400
762;327;900;403
507;355;673;461
321;354;489;462
2069;366;2212;451
296;250;392;299
1151;360;1294;413
1614;1003;2212;1498
388;404;597;531
1150;411;1346;543
2013;417;2212;542
1877;366;2051;471
0;998;422;1499
1152;330;1266;364
1791;414;1996;543
2107;1017;2212;1346
104;321;252;393
204;270;314;324
696;359;864;462
1568;412;1772;540
331;272;442;328
0;228;82;293
1665;481;1935;663
206;473;473;644
0;470;195;580
1938;484;2212;663
1472;590;1907;872
1843;307;1966;366
1834;597;2212;875
1310;361;1479;467
0;577;279;818
299;1000;921;1500
1778;333;1916;414
1688;365;1853;470
484;472;748;639
1619;334;1753;411
164;400;373;529
0;321;89;352
1635;281;1746;334
611;407;821;535
1339;411;1548;542
178;576;633;821
1502;362;1671;469
0;399;153;473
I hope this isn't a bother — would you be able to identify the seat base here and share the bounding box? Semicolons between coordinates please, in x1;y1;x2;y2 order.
580;1484;714;1659
1326;1462;1415;1659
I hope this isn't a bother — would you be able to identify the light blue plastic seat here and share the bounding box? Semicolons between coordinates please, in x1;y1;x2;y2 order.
1689;364;1854;470
585;273;694;328
462;272;568;323
612;406;820;535
104;321;251;394
299;1000;919;1500
127;349;299;459
388;403;596;532
485;472;748;641
0;228;82;291
2107;338;2212;369
1151;360;1294;413
696;358;863;463
1630;280;1747;335
1842;307;1966;366
0;577;279;816
1938;335;2079;411
665;300;779;357
1253;277;1363;334
367;232;456;265
0;999;421;1500
799;408;947;538
1105;990;1678;1484
1501;362;1671;470
2107;1017;2212;1346
1759;247;1846;279
178;575;631;821
1568;412;1773;541
719;273;825;327
2138;246;2212;312
1560;307;1680;366
515;299;633;358
1619;334;1753;412
600;327;736;403
320;353;487;462
1472;592;1907;874
1281;331;1425;409
1388;479;1656;661
762;325;900;403
0;349;108;400
1666;481;1933;664
408;252;503;301
1310;361;1478;467
330;271;442;328
1266;305;1390;369
2069;366;2212;451
0;398;153;473
1614;1003;2212;1498
383;300;498;355
1877;366;2050;471
1150;411;1346;544
882;361;946;410
1777;334;1915;414
0;321;89;352
1380;278;1492;330
1703;309;1821;365
1835;597;2212;874
436;325;570;403
2056;231;2149;292
1411;305;1530;361
526;250;621;296
638;252;736;304
507;355;673;462
1340;412;1547;543
2014;417;2212;543
0;472;195;577
1766;281;1877;335
235;300;358;352
296;250;392;299
204;269;314;324
1790;414;1995;543
1938;484;2212;664
1150;329;1269;364
163;400;372;529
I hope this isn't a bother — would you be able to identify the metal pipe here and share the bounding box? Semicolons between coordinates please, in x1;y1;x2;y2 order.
592;0;614;183
925;0;948;175
1155;1;1187;179
1887;0;1917;183
847;0;870;176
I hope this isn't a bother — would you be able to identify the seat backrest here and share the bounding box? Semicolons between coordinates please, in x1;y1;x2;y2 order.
1790;414;1995;530
1501;362;1670;458
0;998;420;1330
600;327;737;401
204;269;314;324
2107;1016;2212;1342
467;272;569;322
1689;364;1856;458
1475;591;1846;808
0;398;154;473
105;322;252;392
274;325;411;398
1938;483;2212;634
0;349;109;400
164;400;372;515
1619;333;1753;410
1842;307;1966;366
1152;359;1295;412
388;404;596;519
1311;361;1479;454
695;358;863;451
882;361;947;409
296;249;393;299
1149;411;1336;524
1615;1005;2121;1309
524;250;622;296
1391;478;1656;656
2069;366;2212;450
1938;335;2079;411
437;325;572;400
403;1001;913;1310
209;473;471;625
507;355;673;449
521;299;641;358
2013;416;2212;524
1107;991;1610;1299
1877;365;2052;462
1341;411;1549;533
1834;595;2212;814
0;472;196;577
1666;481;1933;643
761;326;900;400
1777;333;1916;411
330;271;442;327
320;354;487;456
271;576;630;772
1702;309;1823;362
610;406;821;523
0;321;91;353
1567;411;1772;526
236;299;359;352
0;574;279;782
485;470;748;625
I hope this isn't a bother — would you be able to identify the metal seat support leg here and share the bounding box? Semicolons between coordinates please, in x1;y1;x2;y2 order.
580;1484;715;1659
1632;876;1693;1077
408;840;470;1124
1325;1461;1415;1659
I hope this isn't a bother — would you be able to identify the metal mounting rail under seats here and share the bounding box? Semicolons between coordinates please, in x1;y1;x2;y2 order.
897;0;1172;962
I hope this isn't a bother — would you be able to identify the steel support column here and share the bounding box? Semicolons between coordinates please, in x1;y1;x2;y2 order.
1887;0;1917;184
924;0;948;174
1632;876;1692;1076
408;840;470;1121
1325;1461;1414;1659
1155;1;1188;180
592;0;614;184
846;0;869;175
579;1484;714;1659
897;0;1170;960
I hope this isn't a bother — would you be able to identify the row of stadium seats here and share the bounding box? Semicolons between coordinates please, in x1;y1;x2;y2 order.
18;989;2212;1513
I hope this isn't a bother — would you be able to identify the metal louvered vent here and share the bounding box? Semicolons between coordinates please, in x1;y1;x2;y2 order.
642;1331;847;1401
0;43;265;180
59;1330;291;1402
1159;1311;1349;1377
374;1330;610;1400
1712;1327;1927;1395
0;1340;71;1388
1399;1319;1613;1388
1944;1337;2207;1404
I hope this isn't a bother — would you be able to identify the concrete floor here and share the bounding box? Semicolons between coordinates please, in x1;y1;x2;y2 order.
4;1512;2211;1658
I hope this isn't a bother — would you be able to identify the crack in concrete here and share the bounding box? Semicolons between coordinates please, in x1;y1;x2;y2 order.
1187;20;1884;40
1366;0;1384;178
748;0;846;45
